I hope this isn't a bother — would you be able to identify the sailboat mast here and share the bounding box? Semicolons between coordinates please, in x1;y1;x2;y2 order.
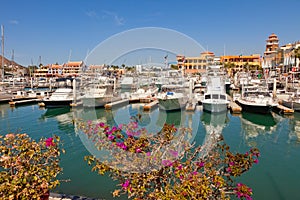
1;25;4;81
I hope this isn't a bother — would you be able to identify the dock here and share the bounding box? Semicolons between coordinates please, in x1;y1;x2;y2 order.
70;101;83;108
143;100;158;111
105;99;129;110
9;98;39;107
228;101;242;114
186;101;197;111
273;104;294;115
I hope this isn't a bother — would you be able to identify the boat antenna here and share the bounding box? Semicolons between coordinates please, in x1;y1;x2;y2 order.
164;54;168;68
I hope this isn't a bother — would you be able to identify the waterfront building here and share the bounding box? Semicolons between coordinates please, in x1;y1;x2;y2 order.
33;65;50;78
176;51;215;75
33;61;84;78
220;54;261;72
262;33;280;70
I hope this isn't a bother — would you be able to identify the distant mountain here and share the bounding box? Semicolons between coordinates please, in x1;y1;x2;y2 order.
0;55;25;68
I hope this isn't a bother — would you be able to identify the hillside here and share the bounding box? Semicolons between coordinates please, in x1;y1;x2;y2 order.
0;55;25;68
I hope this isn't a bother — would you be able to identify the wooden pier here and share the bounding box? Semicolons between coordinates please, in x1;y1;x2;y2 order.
105;99;129;110
228;101;242;114
143;100;158;111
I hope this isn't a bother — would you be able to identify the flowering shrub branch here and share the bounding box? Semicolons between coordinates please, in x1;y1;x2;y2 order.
77;118;259;200
0;133;64;200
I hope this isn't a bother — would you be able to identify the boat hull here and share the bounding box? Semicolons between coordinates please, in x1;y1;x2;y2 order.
281;100;300;112
202;100;228;113
43;99;73;108
82;96;122;108
235;99;272;114
158;97;187;111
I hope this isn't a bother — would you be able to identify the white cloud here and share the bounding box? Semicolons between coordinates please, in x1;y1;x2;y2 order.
102;10;125;26
9;20;19;25
85;10;99;19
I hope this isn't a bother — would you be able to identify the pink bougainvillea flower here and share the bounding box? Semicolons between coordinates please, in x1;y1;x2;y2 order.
162;159;173;167
169;150;178;158
45;137;55;147
99;122;105;128
122;180;130;190
111;126;118;132
108;135;115;141
226;167;232;173
146;152;151;156
235;183;253;200
136;148;142;153
197;161;205;168
177;164;183;170
253;159;259;164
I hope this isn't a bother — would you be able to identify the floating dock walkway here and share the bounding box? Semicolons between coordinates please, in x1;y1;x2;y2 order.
273;104;294;115
228;101;242;114
186;101;197;111
143;100;158;111
105;99;129;110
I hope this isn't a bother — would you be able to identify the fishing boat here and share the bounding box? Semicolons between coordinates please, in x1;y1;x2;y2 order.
156;85;188;111
280;90;300;112
81;78;121;108
235;84;278;114
201;65;230;113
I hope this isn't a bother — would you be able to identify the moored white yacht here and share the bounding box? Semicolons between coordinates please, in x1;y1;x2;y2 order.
41;87;76;108
201;65;230;113
156;85;188;111
235;84;278;114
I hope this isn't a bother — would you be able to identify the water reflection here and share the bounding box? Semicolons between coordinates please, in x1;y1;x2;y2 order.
240;112;277;139
199;111;229;157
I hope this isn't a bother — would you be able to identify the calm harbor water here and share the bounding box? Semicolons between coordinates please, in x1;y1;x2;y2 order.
0;102;300;199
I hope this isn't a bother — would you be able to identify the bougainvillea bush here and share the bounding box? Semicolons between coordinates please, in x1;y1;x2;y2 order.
77;118;259;200
0;133;64;200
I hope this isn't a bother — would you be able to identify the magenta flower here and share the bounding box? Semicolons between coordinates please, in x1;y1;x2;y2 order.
99;122;105;127
226;167;232;173
253;159;259;164
45;137;55;147
126;130;134;137
116;142;127;150
146;152;151;156
235;183;253;200
136;148;142;153
229;161;235;166
111;126;118;132
197;161;205;168
169;150;178;158
122;180;130;190
108;135;115;141
177;164;183;170
162;159;173;167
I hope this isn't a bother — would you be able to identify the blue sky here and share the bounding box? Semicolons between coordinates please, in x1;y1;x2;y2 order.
1;0;300;67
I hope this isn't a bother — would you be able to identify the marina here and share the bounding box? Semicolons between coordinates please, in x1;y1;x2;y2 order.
0;102;300;199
